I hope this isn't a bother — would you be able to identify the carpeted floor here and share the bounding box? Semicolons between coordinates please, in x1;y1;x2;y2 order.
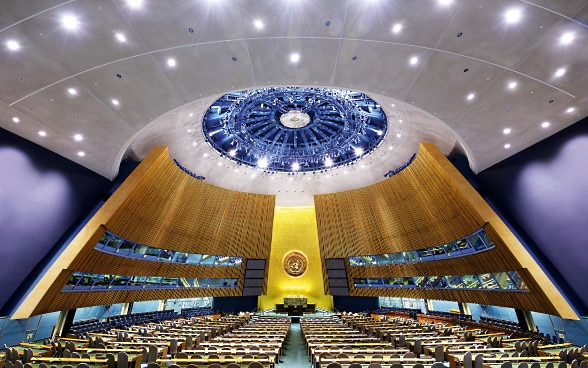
276;321;311;368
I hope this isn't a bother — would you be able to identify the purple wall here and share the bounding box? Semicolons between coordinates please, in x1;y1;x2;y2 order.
0;128;110;315
478;117;588;316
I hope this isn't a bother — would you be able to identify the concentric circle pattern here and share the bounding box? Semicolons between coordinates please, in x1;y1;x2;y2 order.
202;87;387;172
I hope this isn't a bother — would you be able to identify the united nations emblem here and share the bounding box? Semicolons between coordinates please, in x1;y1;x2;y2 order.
283;251;307;277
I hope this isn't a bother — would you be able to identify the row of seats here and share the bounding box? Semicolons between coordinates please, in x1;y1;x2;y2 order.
67;310;180;335
106;310;180;329
181;308;215;318
426;310;472;322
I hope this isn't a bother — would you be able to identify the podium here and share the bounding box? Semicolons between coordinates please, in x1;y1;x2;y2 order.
275;297;316;315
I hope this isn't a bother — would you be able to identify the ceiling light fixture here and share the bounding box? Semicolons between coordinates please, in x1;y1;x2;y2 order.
257;157;269;169
74;134;83;141
566;107;575;114
38;131;47;137
254;20;264;29
6;40;20;51
12;117;20;123
466;93;475;101
67;88;78;95
504;8;522;24
126;0;143;9
61;14;80;30
409;56;419;65
559;32;575;45
503;128;511;134
324;157;333;167
392;23;402;34
438;0;453;6
111;99;120;106
508;81;518;89
115;33;127;42
77;151;85;157
290;53;300;63
167;58;177;67
504;144;511;149
541;121;550;128
292;162;300;171
554;67;566;78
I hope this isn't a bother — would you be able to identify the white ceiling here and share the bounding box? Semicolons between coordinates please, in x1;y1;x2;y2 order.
1;0;586;205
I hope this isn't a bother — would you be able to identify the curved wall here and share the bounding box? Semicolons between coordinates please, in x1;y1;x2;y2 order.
314;142;577;318
13;147;275;317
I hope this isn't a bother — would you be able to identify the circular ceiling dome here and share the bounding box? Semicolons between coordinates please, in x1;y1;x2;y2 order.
202;87;387;173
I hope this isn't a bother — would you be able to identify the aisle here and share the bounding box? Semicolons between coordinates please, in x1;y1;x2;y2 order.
276;321;311;368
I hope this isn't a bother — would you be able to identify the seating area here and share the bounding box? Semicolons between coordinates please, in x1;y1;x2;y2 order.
2;312;284;368
302;312;587;368
2;310;588;368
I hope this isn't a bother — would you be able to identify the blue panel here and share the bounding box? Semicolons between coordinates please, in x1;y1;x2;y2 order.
34;312;60;341
132;301;160;313
333;296;379;313
431;300;459;312
0;318;29;346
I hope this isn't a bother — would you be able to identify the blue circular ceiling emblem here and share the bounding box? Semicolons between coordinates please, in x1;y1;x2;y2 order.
202;87;387;173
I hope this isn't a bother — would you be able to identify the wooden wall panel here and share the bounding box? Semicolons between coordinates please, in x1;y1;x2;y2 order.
314;142;577;319
17;147;275;317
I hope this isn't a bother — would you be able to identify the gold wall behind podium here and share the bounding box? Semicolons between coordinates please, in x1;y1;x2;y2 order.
258;206;333;311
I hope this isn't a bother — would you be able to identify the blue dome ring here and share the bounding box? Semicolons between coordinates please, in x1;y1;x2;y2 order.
202;87;388;173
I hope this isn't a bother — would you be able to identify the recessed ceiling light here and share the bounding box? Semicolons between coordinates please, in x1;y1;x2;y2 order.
391;23;403;34
254;20;264;29
292;162;300;171
115;33;127;42
508;81;518;89
354;147;364;156
503;128;511;134
324;157;333;167
126;0;143;8
74;134;83;141
541;121;550;128
229;149;237;157
61;14;80;30
554;67;566;78
111;98;120;106
409;56;419;65
566;107;575;113
203;153;209;158
38;131;47;137
560;32;575;45
167;58;177;67
438;0;453;6
78;151;85;157
6;40;20;51
504;8;522;24
466;93;475;101
12;117;20;123
290;53;300;63
67;88;78;95
217;162;222;166
396;133;402;138
504;143;511;149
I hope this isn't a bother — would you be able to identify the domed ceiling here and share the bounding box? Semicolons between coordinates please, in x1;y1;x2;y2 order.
0;0;586;205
